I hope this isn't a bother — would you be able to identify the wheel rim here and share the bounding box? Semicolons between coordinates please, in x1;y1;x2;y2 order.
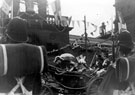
40;85;54;95
87;77;103;95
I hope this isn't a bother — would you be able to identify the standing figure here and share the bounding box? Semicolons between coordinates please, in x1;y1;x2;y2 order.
87;29;134;95
98;30;134;95
100;22;106;36
0;16;44;95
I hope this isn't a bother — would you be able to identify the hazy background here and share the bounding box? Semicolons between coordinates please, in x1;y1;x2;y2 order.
48;0;115;37
0;0;115;37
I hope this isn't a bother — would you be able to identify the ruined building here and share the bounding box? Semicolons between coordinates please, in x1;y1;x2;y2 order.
0;0;72;51
115;0;135;41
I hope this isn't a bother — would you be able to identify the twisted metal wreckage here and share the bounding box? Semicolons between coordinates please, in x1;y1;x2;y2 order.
0;16;113;94
0;14;134;95
0;0;135;95
44;42;112;95
0;10;130;95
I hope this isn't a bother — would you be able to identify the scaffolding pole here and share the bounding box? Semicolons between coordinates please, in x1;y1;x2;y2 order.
84;15;88;63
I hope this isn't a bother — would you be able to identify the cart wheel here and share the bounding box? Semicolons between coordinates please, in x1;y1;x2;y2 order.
40;85;54;95
86;77;103;95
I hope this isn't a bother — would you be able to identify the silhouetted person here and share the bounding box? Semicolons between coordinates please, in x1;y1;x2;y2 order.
100;22;106;36
98;30;134;95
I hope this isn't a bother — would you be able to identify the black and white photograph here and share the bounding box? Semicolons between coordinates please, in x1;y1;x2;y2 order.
0;0;135;95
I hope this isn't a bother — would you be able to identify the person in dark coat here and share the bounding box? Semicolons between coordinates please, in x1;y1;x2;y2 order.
0;16;48;95
99;22;106;37
87;30;134;95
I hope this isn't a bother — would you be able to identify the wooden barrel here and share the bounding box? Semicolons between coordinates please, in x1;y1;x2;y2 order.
0;43;48;77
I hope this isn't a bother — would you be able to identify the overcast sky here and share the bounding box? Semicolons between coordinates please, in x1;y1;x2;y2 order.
48;0;115;37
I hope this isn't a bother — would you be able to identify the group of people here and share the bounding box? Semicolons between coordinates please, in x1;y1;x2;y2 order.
96;29;135;95
1;15;135;95
55;28;135;95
